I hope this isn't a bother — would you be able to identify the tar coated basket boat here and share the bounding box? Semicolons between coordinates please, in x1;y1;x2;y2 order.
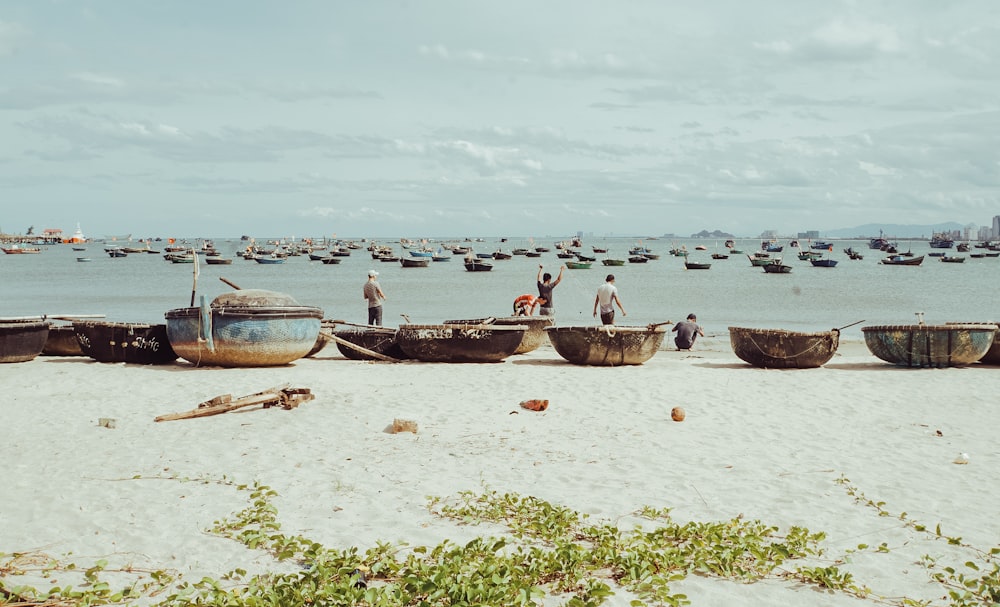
42;324;85;356
862;323;997;368
444;315;555;354
728;326;840;369
331;325;410;361
396;323;527;363
545;325;667;366
0;319;50;363
948;322;1000;365
73;321;177;365
165;289;323;367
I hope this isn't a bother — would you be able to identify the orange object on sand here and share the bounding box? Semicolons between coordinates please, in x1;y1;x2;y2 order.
520;399;549;411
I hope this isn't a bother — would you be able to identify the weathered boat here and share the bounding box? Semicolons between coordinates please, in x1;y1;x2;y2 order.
42;324;85;356
400;257;430;268
0;319;50;363
728;326;840;369
545;325;667;366
73;321;177;364
396;323;527;362
329;324;410;361
862;323;997;368
602;258;625;266
881;255;923;266
464;259;493;272
444;315;554;355
684;261;711;270
165;289;322;367
565;260;592;269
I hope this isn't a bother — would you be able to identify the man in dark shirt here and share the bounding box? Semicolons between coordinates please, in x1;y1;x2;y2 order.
672;314;704;350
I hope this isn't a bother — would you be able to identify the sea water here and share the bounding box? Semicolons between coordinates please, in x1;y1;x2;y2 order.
1;237;996;341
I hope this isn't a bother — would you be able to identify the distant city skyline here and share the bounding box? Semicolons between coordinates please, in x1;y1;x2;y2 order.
1;2;998;238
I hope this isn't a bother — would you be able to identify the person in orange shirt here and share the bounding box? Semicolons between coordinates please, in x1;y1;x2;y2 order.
513;294;545;316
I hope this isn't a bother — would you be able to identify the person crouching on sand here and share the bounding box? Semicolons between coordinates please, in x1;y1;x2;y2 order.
513;294;545;316
672;313;704;350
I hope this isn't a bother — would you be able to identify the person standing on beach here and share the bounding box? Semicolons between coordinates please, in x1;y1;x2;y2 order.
672;313;704;350
363;270;386;326
593;274;626;325
536;265;565;316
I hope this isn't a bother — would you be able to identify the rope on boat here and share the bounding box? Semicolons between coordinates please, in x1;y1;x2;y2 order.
744;333;830;360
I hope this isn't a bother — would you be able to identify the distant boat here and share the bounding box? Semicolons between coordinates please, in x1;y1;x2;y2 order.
205;257;233;265
762;263;792;273
76;257;92;262
711;253;729;260
684;261;711;270
105;247;127;258
565;260;592;269
400;257;430;268
881;255;924;266
628;255;649;263
2;244;42;254
940;256;966;264
254;255;286;264
320;257;341;265
810;259;838;268
602;258;625;266
464;259;493;272
930;233;955;248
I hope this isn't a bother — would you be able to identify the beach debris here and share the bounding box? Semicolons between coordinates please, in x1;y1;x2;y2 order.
154;384;314;422
97;417;116;429
391;418;419;434
520;399;549;412
953;452;970;465
671;407;686;422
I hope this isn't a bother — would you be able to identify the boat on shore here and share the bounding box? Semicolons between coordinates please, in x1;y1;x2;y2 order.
728;326;840;369
73;321;177;365
862;323;997;368
396;323;527;363
444;315;554;355
329;324;410;361
0;319;50;363
545;324;667;366
165;289;322;367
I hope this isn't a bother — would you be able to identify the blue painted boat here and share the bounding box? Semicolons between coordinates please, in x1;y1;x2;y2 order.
862;323;997;368
165;289;322;367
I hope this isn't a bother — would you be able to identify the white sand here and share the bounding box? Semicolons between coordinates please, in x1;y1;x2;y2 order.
2;337;998;606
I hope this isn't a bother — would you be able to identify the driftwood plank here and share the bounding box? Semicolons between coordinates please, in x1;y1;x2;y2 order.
155;384;311;422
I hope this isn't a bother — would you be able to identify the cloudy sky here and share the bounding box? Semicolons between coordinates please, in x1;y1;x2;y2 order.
1;1;998;239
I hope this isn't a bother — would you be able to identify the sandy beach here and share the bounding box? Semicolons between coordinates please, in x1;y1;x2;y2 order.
2;336;998;606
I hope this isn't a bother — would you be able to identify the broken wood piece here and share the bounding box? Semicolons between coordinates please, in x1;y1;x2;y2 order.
155;384;311;422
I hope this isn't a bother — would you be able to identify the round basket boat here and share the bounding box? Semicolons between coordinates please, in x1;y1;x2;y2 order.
396;323;527;363
444;316;554;354
728;327;840;369
42;324;85;356
545;325;666;366
165;289;323;367
73;321;177;365
947;322;1000;365
332;325;410;361
0;319;50;363
862;323;997;368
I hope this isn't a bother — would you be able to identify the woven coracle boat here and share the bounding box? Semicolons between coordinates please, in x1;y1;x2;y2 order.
728;326;840;369
42;324;85;356
948;322;1000;365
396;323;527;363
73;321;177;365
165;289;323;367
862;323;997;368
332;325;410;361
444;316;554;354
545;325;666;366
0;319;50;363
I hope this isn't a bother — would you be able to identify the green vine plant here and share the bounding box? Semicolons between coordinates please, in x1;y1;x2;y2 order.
1;476;997;606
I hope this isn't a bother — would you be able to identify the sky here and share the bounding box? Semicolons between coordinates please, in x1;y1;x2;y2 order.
1;1;999;239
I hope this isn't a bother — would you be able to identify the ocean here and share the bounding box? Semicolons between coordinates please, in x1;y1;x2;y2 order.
1;237;995;341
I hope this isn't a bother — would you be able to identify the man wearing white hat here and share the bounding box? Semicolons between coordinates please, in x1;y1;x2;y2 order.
363;270;387;326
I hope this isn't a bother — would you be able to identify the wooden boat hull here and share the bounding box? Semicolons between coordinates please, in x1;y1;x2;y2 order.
464;261;493;271
332;326;410;361
444;316;554;354
0;320;50;363
728;327;839;369
73;321;177;364
397;324;527;363
165;289;322;367
400;258;429;267
42;324;85;356
862;324;996;368
762;264;792;273
684;262;711;269
545;325;666;366
602;259;625;266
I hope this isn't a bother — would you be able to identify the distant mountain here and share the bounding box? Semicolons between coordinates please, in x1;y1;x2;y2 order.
821;222;966;239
